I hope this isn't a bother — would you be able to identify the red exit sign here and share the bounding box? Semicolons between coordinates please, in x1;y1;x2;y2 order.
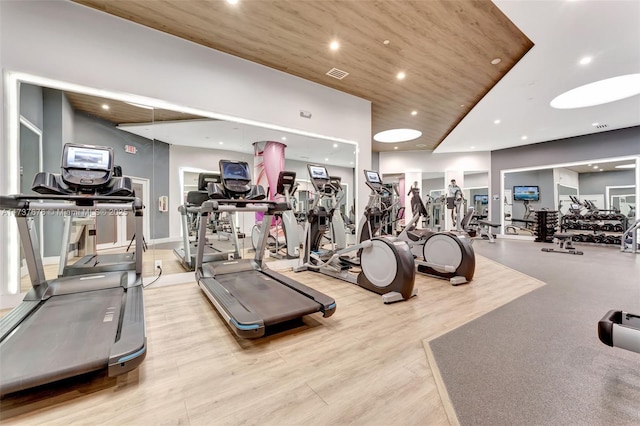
124;145;137;154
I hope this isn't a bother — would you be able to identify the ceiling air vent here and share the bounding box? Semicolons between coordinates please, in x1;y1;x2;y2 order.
594;123;608;129
326;68;349;80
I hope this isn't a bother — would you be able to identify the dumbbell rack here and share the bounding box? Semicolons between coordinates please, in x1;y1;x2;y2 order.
534;210;558;243
560;213;627;246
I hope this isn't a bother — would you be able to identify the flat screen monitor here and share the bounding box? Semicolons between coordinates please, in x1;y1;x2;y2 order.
308;165;329;180
64;144;112;171
221;161;250;181
365;170;381;184
513;185;539;202
474;194;489;205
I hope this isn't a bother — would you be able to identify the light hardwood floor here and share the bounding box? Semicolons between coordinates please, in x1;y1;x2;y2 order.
2;254;544;425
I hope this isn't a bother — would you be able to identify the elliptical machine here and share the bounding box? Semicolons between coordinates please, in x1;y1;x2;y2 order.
295;165;416;303
392;174;475;285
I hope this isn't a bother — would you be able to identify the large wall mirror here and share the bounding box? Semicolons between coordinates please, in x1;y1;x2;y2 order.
12;79;356;291
502;158;638;239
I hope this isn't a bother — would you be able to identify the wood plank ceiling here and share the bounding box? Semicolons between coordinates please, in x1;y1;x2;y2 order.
73;0;532;152
65;91;202;124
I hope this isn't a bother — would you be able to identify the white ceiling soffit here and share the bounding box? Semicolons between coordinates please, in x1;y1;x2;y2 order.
117;119;356;168
436;0;640;153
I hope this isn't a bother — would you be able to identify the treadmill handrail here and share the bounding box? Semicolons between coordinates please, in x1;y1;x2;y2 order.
201;199;290;214
1;196;142;212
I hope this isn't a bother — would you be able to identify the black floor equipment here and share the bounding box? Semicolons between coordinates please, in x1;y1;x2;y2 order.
397;174;475;285
174;172;240;271
195;160;336;338
0;143;146;396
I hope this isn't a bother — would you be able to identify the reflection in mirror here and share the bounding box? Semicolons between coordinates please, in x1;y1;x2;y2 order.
557;183;578;219
116;111;356;272
502;158;638;239
463;171;489;218
17;84;160;289
14;81;356;284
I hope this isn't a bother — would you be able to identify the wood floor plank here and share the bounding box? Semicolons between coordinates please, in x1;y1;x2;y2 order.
1;254;544;425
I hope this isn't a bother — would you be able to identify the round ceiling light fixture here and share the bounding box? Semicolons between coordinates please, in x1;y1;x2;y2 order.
491;58;502;65
550;73;640;109
374;128;422;143
329;40;340;51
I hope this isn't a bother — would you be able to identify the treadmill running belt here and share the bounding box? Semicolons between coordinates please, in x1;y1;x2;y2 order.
0;288;123;395
213;271;321;326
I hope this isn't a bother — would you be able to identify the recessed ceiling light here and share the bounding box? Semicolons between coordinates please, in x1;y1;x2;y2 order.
281;137;287;141
374;128;422;143
325;158;329;161
416;143;427;148
101;104;109;110
329;40;340;51
521;135;528;140
599;169;603;172
593;165;598;169
411;110;417;116
591;122;599;127
460;104;465;107
226;0;238;4
333;143;338;148
615;164;636;169
383;40;390;45
394;146;398;150
579;56;592;65
470;146;475;150
491;58;502;65
349;161;354;165
494;119;501;124
397;71;406;80
587;163;592;166
219;141;224;145
551;73;640;109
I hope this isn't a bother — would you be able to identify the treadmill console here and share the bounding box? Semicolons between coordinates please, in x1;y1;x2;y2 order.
364;169;383;193
276;171;296;196
61;144;113;191
219;160;252;197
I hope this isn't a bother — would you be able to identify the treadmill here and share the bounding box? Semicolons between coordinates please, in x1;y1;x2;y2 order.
56;151;139;276
0;143;147;396
195;160;336;338
174;172;240;271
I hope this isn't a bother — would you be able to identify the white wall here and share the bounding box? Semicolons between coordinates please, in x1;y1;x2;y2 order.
380;151;491;176
0;0;371;298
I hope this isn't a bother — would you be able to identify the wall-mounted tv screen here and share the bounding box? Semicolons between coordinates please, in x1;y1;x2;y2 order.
513;185;539;201
474;194;489;205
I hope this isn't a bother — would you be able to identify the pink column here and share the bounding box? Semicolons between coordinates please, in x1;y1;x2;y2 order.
253;141;286;221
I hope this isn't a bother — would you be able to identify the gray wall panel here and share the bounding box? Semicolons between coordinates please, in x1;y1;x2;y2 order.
19;83;43;129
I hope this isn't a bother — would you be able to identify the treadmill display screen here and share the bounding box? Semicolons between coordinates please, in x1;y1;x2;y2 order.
221;161;251;181
309;165;329;180
366;171;381;184
65;146;111;170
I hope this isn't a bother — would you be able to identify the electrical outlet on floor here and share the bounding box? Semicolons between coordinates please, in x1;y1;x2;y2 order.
154;260;162;270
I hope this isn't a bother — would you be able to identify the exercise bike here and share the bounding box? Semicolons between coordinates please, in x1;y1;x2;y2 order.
295;165;416;303
391;174;475;285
